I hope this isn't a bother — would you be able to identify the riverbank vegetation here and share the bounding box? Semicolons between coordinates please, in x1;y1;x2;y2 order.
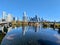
11;21;60;28
0;34;5;44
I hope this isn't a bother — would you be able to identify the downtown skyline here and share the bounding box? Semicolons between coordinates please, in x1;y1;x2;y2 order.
0;0;60;21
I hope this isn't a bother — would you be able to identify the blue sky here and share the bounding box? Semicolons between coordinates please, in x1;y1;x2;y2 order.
0;0;60;21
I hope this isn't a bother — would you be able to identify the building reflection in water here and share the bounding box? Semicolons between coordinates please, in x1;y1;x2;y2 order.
34;25;40;32
22;26;27;36
8;27;12;32
58;29;60;34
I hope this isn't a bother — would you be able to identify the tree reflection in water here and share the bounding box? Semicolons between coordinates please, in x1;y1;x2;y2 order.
1;25;60;45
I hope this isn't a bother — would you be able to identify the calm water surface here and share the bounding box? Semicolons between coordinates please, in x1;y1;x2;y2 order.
1;26;60;45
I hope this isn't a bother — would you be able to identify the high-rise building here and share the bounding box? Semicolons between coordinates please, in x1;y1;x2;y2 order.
29;15;40;22
2;11;6;19
13;17;15;21
23;11;27;22
2;11;7;21
6;13;13;22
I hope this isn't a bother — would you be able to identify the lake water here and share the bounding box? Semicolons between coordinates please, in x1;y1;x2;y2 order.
1;25;60;45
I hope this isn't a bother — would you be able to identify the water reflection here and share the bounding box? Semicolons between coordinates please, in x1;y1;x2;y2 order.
22;25;27;36
58;29;60;34
6;34;15;40
33;26;40;32
54;34;60;44
1;25;60;45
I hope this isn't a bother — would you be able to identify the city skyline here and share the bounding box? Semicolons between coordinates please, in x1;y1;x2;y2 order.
0;0;60;21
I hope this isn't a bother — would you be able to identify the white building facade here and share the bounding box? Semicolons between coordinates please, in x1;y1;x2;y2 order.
6;13;13;22
23;11;27;22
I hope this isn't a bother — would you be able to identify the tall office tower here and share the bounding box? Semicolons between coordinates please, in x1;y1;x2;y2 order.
15;17;17;21
17;17;19;21
23;11;27;22
2;11;6;19
2;11;7;21
6;13;13;22
38;17;40;22
13;17;15;21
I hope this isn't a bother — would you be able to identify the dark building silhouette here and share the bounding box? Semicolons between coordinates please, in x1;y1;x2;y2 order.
29;15;40;22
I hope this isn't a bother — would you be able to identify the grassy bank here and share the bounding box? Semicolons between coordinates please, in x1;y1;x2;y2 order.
0;34;5;44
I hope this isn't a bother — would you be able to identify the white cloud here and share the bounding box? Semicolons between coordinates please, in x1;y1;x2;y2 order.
56;40;60;44
54;34;60;40
6;34;16;40
54;34;60;44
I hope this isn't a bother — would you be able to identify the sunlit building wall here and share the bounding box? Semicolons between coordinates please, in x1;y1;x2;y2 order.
6;13;13;22
23;11;27;22
2;11;6;19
